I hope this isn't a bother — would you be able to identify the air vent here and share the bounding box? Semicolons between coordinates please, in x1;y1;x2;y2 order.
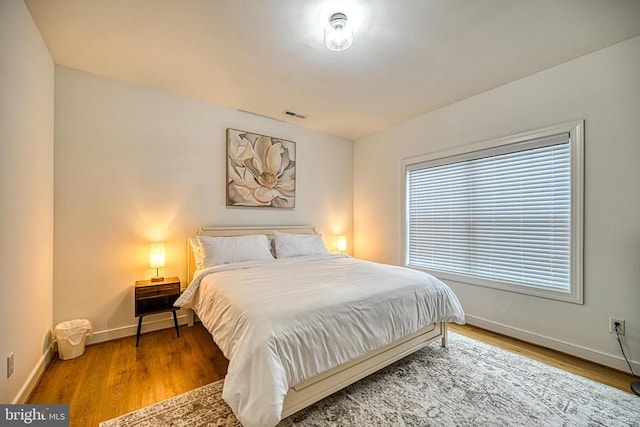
283;110;307;119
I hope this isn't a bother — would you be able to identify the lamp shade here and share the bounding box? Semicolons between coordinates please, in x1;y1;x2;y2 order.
337;235;347;253
324;12;353;51
149;243;166;268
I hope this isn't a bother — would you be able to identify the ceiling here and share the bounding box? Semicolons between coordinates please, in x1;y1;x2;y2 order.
25;0;640;140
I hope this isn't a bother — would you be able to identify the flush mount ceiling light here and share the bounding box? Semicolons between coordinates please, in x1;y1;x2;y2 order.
324;12;353;51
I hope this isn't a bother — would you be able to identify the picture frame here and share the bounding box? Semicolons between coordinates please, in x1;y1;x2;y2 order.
226;128;296;208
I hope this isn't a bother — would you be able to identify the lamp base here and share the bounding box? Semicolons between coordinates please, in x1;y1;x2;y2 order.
151;276;164;283
631;381;640;396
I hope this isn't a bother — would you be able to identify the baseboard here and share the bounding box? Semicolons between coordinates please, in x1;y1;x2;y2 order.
12;346;54;404
465;314;640;374
87;312;191;345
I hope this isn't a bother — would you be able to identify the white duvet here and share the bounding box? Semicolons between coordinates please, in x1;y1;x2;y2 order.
175;254;465;427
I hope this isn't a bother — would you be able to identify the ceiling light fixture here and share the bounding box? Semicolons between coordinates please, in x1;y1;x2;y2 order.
324;12;353;51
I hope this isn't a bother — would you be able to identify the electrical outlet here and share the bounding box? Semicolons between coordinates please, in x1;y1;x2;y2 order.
7;353;14;378
609;318;625;335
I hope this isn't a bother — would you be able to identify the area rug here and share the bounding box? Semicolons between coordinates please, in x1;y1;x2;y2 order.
100;332;640;426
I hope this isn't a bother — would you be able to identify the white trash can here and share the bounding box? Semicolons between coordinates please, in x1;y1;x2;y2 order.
54;319;93;360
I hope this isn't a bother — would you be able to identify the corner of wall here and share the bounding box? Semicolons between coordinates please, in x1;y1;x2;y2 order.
0;0;55;404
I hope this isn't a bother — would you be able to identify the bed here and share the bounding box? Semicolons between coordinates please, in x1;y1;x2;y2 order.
175;225;465;427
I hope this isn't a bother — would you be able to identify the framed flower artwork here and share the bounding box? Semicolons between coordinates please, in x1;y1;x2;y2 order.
226;128;296;208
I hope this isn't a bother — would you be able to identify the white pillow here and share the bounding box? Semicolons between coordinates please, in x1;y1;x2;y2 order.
272;231;329;258
189;237;205;270
194;234;274;268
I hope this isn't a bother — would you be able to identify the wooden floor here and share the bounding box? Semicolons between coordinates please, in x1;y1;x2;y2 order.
28;324;228;427
28;323;637;426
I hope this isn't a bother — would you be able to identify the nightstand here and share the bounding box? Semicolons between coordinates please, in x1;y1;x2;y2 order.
134;276;181;347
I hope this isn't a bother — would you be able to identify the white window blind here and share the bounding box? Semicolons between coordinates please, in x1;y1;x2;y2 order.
406;133;572;293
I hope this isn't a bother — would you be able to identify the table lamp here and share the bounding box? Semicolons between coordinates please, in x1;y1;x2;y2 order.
149;243;165;282
337;236;347;254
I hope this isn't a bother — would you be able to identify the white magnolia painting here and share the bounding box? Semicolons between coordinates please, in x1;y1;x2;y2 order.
226;129;296;208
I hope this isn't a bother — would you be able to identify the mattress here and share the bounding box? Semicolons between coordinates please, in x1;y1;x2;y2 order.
175;254;465;427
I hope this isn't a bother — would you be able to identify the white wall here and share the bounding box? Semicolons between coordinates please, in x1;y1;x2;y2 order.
0;0;54;403
354;36;640;371
54;67;353;342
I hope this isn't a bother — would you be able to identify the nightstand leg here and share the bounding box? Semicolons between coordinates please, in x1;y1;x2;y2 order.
136;316;143;347
173;310;180;338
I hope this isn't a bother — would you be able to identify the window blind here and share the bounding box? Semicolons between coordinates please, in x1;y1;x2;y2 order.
406;133;571;292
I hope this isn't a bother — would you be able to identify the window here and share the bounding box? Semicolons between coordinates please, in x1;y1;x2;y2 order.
403;121;584;303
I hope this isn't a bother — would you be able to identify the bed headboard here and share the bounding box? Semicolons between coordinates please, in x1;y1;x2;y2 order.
186;225;318;283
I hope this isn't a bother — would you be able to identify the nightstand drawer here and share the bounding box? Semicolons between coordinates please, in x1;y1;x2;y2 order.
136;283;180;299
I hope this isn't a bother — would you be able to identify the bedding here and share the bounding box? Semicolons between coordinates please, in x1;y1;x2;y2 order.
175;254;465;427
272;230;329;258
192;234;274;268
188;237;205;270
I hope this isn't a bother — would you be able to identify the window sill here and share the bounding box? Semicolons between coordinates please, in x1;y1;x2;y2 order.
408;265;583;304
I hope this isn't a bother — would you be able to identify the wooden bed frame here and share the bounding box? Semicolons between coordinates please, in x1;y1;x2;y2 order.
186;225;448;419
